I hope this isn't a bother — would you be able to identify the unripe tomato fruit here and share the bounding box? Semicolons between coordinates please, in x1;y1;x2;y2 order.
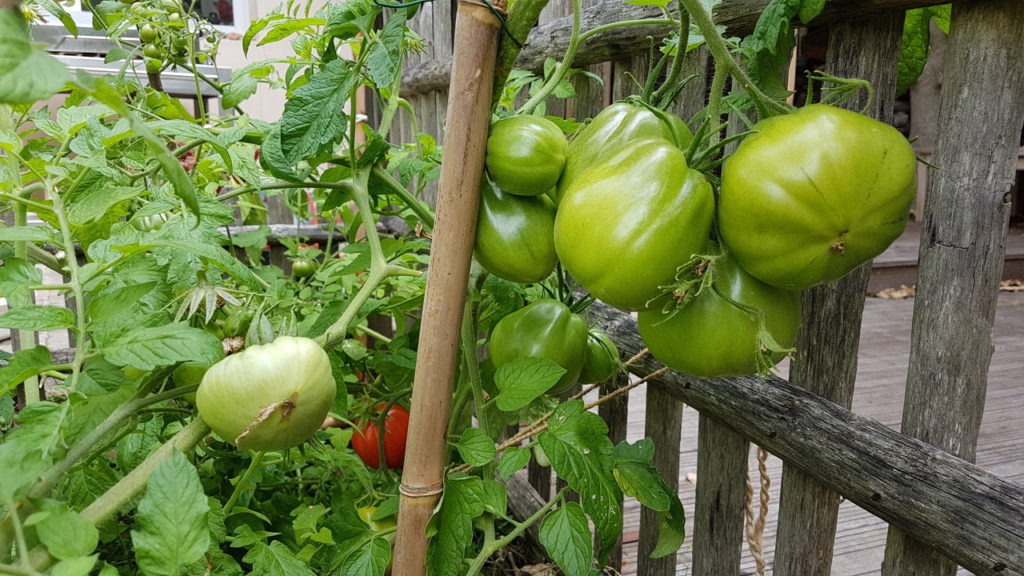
143;43;163;59
555;138;714;311
488;299;588;395
139;24;158;43
474;178;557;284
172;362;212;403
352;404;410;469
718;104;917;290
196;336;336;450
144;58;162;74
292;258;316;278
638;254;801;377
578;329;619;384
485;115;567;197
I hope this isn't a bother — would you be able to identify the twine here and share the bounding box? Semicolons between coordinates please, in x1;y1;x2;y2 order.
744;446;771;575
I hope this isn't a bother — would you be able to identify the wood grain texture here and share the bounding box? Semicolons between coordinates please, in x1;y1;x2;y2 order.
773;13;904;576
599;373;629;569
637;383;683;576
586;301;1024;576
883;1;1024;574
691;415;749;576
400;0;951;96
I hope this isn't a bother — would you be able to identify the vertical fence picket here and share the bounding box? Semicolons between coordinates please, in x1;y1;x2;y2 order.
882;1;1024;574
773;13;905;576
692;416;749;576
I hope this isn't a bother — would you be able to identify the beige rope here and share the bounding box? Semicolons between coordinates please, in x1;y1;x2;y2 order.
744;446;771;575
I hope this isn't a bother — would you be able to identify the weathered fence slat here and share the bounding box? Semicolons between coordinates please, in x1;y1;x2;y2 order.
692;415;749;576
773;12;904;576
637;383;683;576
598;374;629;568
587;301;1024;576
882;1;1024;574
399;0;952;97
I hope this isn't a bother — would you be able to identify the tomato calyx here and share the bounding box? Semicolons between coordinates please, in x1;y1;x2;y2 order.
650;252;723;317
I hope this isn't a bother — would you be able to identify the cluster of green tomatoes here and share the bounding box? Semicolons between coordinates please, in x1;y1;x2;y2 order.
476;100;917;380
131;0;195;74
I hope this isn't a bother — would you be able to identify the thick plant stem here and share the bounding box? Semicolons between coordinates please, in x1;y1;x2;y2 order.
519;0;582;115
464;488;566;576
491;0;553;109
14;188;39;404
392;1;505;573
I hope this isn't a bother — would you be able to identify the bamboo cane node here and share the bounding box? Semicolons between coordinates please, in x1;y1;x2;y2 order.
458;0;506;15
400;482;445;498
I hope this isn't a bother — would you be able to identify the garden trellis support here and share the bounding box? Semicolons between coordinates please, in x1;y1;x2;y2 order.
394;0;1024;573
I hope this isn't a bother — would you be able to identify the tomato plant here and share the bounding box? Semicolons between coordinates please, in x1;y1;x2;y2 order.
578;328;619;384
638;254;801;377
292;257;316;278
485;115;567;197
352;403;410;469
555;137;715;311
487;299;588;395
718;104;917;290
474;177;557;284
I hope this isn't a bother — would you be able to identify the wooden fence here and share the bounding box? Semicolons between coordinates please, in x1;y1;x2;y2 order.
395;1;1024;575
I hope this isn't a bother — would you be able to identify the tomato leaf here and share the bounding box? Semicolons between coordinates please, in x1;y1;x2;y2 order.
101;323;223;371
244;541;316;576
798;0;827;24
0;8;70;105
425;474;486;576
0;225;53;242
364;10;407;89
33;501;100;560
0;305;75;332
493;357;566;411
481;478;508;517
896;4;951;97
648;479;687;559
131;451;210;576
49;555;98;576
337;537;391;576
538;401;623;559
539;502;593;576
457;428;498;468
498;445;532;480
279;59;358;165
0;346;52;396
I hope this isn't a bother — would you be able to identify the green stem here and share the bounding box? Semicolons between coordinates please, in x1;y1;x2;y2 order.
464;488;567;576
14;188;39;405
370;166;435;230
576;18;677;45
677;0;790;119
491;0;552;109
0;193;52;214
651;8;690;107
216;180;355;203
519;0;582;115
0;563;45;576
26;244;64;274
47;185;88;396
460;298;488;435
6;502;29;571
706;59;729;147
222;451;265;516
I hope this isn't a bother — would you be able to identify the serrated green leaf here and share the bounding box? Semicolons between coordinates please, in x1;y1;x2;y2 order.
0;225;52;242
243;14;283;54
35;0;78;37
539;402;622;557
498;445;532;480
258;18;326;46
494;357;566;411
0;305;75;331
244;540;316;576
0;345;54;398
649;477;686;559
481;478;508;517
539;503;593;576
0;9;70;105
35;503;100;560
896;5;951;97
147;239;265;291
102;323;223;371
223;71;258;110
337;537;391;576
65;185;143;226
457;428;498;467
425;474;486;576
612;461;670;512
798;0;827;24
132;451;210;576
260;124;303;182
364;11;407;89
0;257;43;307
279;59;357;164
50;555;98;576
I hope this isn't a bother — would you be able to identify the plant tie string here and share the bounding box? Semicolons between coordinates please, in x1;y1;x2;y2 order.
458;0;522;48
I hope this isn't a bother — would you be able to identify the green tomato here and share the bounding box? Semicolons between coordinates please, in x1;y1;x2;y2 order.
578;329;619;384
172;362;212;403
485;115;567;197
144;57;162;74
292;257;316;278
555;138;714;311
556;101;692;202
196;336;336;450
488;299;588;395
130;211;169;231
718;104;917;290
139;24;158;43
143;43;163;59
638;254;801;377
474;177;557;284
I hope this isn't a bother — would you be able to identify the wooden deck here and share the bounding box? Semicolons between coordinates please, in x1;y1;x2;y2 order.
614;225;1024;575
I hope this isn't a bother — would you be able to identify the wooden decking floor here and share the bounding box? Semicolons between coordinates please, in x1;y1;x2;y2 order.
615;288;1024;575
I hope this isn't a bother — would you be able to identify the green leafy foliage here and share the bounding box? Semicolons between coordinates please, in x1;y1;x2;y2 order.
0;8;70;104
896;4;951;97
426;474;487;576
493;357;566;411
540;502;593;576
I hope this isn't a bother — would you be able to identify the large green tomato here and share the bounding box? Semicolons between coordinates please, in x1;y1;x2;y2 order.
718;104;917;290
555;138;715;311
556;101;693;201
638;254;801;377
577;329;619;384
474;178;557;284
488;299;588;395
485;115;567;197
196;336;336;450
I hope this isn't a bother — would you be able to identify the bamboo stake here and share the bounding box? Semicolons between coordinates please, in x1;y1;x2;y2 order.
391;2;506;575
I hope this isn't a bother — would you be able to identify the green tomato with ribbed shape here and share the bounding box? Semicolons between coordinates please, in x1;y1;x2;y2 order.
474;178;557;284
196;336;336;450
555;138;714;311
488;299;588;396
638;254;801;377
578;329;619;384
718;104;917;290
555;101;692;202
485;115;567;197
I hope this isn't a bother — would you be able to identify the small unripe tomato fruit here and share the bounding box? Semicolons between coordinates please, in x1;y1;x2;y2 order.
292;258;316;278
139;24;158;43
144;58;162;74
143;43;163;59
485;115;567;197
196;336;336;450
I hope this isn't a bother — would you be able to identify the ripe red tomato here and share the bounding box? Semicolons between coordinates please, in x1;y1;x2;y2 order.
352;404;410;469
